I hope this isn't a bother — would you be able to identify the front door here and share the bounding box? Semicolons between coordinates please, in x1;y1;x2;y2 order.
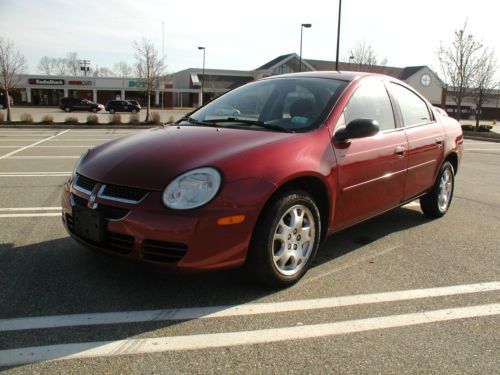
333;79;408;230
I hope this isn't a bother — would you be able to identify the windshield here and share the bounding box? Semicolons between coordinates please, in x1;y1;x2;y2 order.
184;77;348;132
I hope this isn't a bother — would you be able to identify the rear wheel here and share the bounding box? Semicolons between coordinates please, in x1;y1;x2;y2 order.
64;107;71;112
109;108;115;114
247;189;321;287
131;109;137;114
92;107;97;113
420;161;454;218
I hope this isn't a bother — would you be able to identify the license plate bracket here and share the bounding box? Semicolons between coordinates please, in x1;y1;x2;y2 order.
73;205;105;243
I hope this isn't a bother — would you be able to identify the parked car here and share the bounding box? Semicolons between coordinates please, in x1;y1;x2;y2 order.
60;97;104;112
126;99;142;109
105;100;141;114
62;72;463;287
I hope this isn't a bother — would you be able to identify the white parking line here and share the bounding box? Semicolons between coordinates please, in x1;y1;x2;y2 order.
0;213;61;218
464;149;500;151
0;146;93;148
0;207;61;211
1;281;498;332
6;156;80;159
0;130;71;160
0;172;72;177
0;303;498;367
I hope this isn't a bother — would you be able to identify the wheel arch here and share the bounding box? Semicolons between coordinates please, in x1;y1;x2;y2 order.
255;175;331;243
444;152;459;175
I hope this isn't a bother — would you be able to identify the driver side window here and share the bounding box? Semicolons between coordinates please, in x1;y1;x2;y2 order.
343;81;395;131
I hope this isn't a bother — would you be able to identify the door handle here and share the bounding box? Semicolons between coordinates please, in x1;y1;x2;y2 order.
435;137;444;145
394;146;406;156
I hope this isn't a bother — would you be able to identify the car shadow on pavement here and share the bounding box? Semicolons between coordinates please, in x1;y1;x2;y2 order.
0;205;430;366
314;205;429;267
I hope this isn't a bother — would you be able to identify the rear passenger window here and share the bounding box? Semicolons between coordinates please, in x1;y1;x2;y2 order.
390;83;431;126
343;81;395;131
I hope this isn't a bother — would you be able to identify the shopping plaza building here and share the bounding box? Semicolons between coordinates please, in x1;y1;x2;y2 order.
3;53;499;120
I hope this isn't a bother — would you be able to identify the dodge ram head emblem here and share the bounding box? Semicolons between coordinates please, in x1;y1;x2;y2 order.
87;191;98;209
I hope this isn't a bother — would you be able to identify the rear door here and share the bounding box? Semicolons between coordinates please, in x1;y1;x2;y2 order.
388;83;444;201
333;79;408;229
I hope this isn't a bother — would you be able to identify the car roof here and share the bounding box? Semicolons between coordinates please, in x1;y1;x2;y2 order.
262;71;389;82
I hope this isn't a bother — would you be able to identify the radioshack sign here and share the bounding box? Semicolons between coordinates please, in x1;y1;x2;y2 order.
28;78;65;85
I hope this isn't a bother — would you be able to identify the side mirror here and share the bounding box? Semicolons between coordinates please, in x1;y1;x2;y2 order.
334;118;380;143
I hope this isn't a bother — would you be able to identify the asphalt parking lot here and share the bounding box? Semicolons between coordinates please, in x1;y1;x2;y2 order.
0;128;499;374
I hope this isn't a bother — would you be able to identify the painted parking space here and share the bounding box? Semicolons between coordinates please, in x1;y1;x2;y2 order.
0;128;499;372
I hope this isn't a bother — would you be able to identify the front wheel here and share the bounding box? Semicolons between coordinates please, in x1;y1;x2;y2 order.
420;161;455;218
64;107;71;112
109;108;115;114
92;107;97;113
247;189;321;287
131;109;137;114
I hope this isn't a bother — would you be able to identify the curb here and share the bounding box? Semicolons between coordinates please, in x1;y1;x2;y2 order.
463;135;500;143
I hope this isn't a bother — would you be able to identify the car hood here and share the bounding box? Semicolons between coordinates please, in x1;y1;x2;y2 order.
78;125;296;190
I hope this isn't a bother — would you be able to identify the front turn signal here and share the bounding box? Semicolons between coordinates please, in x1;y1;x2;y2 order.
217;214;246;226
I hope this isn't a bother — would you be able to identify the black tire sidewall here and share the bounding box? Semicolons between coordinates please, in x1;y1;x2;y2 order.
248;189;321;287
421;161;454;218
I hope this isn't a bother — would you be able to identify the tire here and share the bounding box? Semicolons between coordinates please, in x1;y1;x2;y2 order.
64;107;71;112
109;109;115;114
420;161;454;218
247;189;321;287
92;107;97;113
131;109;137;114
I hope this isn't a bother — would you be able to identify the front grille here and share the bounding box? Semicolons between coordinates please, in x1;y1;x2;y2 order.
75;174;97;192
142;239;188;263
71;194;130;220
102;185;148;202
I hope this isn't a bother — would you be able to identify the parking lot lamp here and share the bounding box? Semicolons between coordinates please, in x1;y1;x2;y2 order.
299;23;312;72
198;46;206;105
335;0;342;71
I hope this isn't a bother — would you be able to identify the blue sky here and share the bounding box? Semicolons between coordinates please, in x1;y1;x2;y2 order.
1;0;498;79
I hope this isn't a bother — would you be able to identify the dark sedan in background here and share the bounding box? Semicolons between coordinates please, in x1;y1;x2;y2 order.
59;97;104;112
105;100;141;113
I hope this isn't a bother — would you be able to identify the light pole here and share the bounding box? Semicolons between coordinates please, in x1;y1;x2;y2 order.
335;0;342;71
198;46;206;106
299;23;312;72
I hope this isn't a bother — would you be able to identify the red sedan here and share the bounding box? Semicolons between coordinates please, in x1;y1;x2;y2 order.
62;72;463;287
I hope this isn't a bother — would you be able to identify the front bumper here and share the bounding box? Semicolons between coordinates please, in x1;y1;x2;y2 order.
62;176;274;271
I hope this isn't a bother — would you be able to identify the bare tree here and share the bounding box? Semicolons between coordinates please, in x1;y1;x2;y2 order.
65;52;80;76
0;38;27;121
133;38;165;122
94;67;114;77
114;61;133;77
38;56;56;75
54;58;68;75
472;49;498;128
437;21;483;120
348;41;386;70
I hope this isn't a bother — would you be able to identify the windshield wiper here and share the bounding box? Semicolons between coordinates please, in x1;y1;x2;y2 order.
178;116;220;127
202;117;294;133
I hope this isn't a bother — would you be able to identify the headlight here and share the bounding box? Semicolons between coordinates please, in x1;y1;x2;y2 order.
72;149;90;179
162;167;221;209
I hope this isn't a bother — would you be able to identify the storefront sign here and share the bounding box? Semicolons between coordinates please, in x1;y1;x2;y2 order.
128;81;146;88
68;80;93;86
28;79;65;85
